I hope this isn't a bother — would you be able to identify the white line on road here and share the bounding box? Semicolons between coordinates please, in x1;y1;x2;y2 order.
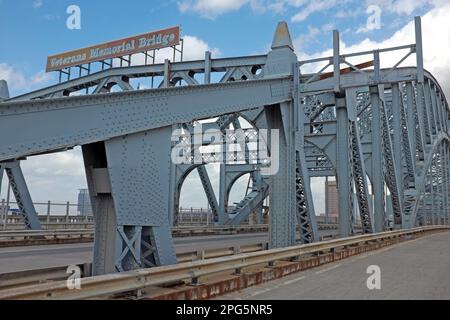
315;263;342;275
249;276;307;297
283;276;306;285
249;288;273;297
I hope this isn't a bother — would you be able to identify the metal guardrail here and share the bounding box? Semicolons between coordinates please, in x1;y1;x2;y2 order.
0;234;334;289
1;226;447;300
0;229;94;246
0;243;268;290
0;224;339;246
0;229;93;237
0;264;92;290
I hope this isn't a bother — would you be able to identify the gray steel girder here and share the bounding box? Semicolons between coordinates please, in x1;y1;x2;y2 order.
0;77;291;162
82;127;177;275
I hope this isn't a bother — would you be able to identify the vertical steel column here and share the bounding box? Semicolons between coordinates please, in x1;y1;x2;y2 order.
218;163;227;225
427;166;433;225
415;17;425;84
0;165;3;229
204;51;211;84
438;147;443;224
336;95;352;237
333;30;340;93
104;128;177;272
405;83;417;162
431;161;436;225
262;21;298;247
370;86;385;232
325;176;329;224
443;146;450;224
439;145;445;224
423;80;435;139
266;102;296;248
347;88;373;233
391;84;404;202
294;63;318;243
0;164;3;199
437;93;446;133
414;84;427;160
429;84;439;135
82;142;118;275
83;127;178;275
163;59;170;87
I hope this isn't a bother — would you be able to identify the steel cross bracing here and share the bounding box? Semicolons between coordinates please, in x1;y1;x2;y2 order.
0;17;449;275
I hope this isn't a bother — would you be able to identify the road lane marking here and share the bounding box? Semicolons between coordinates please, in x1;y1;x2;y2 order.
249;276;307;297
315;263;342;274
283;276;306;285
351;237;423;262
249;288;273;296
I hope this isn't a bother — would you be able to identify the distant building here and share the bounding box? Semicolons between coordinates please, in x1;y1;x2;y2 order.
325;179;339;219
77;189;92;216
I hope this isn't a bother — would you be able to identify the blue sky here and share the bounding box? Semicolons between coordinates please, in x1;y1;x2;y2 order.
0;0;437;97
1;0;449;213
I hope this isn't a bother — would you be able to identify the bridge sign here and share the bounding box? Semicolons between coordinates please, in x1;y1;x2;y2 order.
45;26;180;72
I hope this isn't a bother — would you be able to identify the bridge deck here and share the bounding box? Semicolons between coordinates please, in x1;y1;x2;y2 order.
0;230;338;274
217;231;450;300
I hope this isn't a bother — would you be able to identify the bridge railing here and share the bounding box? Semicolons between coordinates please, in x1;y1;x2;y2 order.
1;225;446;300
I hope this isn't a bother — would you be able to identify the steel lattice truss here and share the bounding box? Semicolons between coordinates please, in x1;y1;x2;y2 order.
0;18;448;275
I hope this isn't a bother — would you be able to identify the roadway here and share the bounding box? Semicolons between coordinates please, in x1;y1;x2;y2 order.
217;231;450;300
0;230;337;274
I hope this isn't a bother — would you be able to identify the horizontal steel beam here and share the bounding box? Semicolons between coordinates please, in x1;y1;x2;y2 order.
0;77;291;162
10;55;268;101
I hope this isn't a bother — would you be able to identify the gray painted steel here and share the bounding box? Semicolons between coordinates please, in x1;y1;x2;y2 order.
0;17;449;274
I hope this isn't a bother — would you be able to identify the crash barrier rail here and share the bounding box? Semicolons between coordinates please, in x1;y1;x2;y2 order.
0;242;270;290
0;225;447;299
0;224;340;247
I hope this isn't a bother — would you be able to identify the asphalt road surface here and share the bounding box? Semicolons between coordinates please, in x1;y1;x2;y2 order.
217;231;450;300
0;230;336;274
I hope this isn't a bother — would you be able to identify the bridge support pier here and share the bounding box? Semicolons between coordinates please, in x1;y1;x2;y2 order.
266;102;296;248
83;127;177;275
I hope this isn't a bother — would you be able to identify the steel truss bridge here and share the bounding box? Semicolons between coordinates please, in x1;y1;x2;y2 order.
0;17;448;276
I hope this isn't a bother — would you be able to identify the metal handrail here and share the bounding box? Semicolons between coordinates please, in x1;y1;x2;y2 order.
0;223;340;242
0;226;447;300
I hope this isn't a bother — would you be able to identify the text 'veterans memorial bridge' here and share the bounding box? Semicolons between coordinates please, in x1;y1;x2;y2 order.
0;17;449;279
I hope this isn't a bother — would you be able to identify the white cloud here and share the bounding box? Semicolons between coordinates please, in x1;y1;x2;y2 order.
178;0;248;19
0;64;54;92
1;148;87;204
322;23;335;33
365;0;432;16
174;0;349;26
335;8;360;18
291;0;341;22
181;35;221;60
293;25;321;51
176;0;439;24
129;34;220;67
0;63;26;89
31;70;53;84
296;3;450;98
355;25;372;34
176;0;311;19
32;0;43;9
